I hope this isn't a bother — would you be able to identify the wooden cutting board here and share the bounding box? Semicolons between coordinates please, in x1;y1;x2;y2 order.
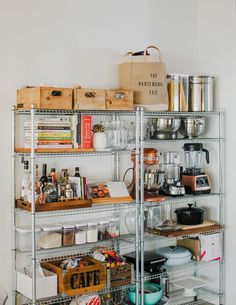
178;220;216;230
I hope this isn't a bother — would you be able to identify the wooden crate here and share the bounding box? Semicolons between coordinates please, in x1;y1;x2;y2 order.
17;86;73;110
105;90;133;110
106;264;134;289
74;89;106;110
42;256;106;296
16;198;92;212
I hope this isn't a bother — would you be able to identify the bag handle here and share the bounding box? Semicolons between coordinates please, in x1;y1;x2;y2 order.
143;45;162;62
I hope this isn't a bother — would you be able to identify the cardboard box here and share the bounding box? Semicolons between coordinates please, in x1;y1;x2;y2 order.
177;238;201;261
17;268;57;299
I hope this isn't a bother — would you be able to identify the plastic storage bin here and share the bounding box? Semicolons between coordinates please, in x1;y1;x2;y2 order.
62;224;75;247
75;223;87;245
16;226;41;251
107;217;120;239
39;224;62;249
98;219;109;241
87;221;98;243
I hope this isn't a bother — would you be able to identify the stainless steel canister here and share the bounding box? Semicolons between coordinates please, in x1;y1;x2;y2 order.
190;76;215;111
167;74;190;112
202;76;215;111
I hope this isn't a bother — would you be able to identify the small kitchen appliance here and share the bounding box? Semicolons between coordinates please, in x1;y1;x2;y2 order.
159;152;185;196
131;148;166;202
182;143;211;194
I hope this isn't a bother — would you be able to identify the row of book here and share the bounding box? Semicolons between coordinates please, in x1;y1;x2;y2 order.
24;115;92;149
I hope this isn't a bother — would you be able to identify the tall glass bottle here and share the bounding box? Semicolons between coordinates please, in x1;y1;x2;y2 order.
40;164;48;188
58;169;68;197
21;161;29;200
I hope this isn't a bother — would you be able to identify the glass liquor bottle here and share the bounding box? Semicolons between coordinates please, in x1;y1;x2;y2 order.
58;169;68;197
21;161;29;200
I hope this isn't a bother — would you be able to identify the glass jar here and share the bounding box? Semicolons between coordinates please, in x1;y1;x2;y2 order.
87;221;98;243
107;217;119;239
75;223;87;245
110;116;128;150
65;183;73;198
62;224;75;246
39;224;62;249
98;219;110;241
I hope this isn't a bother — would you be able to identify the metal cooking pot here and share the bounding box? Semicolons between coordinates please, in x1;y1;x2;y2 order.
175;203;204;225
156;246;192;266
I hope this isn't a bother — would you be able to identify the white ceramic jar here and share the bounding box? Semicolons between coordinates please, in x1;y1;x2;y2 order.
92;132;107;151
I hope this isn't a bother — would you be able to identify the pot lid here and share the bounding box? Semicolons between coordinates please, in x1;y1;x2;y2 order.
157;246;191;259
175;204;204;214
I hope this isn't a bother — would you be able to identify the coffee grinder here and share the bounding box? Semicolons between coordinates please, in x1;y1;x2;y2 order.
159;152;185;196
182;143;211;194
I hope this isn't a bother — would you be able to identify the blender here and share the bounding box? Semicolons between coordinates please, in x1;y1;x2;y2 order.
159;152;185;196
182;143;211;194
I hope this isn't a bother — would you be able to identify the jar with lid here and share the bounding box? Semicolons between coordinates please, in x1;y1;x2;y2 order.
62;224;75;246
98;219;110;241
87;221;98;243
75;223;87;245
107;217;119;239
39;224;62;249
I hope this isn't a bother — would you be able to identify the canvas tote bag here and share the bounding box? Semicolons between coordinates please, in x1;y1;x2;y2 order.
119;45;168;111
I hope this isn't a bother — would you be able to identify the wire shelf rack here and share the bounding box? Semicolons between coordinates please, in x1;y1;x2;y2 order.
15;283;134;305
14;201;136;218
13;108;221;117
124;228;223;246
144;260;220;282
14;148;135;158
15;235;137;261
168;287;220;305
143;138;223;145
144;193;222;208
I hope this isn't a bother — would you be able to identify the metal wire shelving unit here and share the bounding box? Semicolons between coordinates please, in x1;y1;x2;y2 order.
12;107;225;305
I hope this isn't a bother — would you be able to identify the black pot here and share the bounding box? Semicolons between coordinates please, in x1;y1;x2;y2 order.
175;204;204;225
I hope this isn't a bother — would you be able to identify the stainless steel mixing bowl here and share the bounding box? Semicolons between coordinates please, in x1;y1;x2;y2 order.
179;117;206;138
150;117;181;133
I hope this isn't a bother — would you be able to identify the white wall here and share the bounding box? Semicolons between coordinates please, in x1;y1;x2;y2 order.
198;1;236;304
0;0;199;302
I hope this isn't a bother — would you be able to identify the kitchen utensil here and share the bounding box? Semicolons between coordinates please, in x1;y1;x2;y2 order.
147;117;181;140
145;206;162;229
171;276;207;297
156;246;192;266
182;143;211;194
167;74;190;111
190;76;215;112
128;283;163;305
179;117;206;139
175;204;204;225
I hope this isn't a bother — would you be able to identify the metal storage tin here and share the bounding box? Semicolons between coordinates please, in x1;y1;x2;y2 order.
190;76;215;111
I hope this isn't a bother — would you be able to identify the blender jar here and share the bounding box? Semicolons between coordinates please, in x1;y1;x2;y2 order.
184;143;210;174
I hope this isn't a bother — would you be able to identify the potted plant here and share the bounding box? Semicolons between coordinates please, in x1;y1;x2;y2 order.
92;123;107;151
